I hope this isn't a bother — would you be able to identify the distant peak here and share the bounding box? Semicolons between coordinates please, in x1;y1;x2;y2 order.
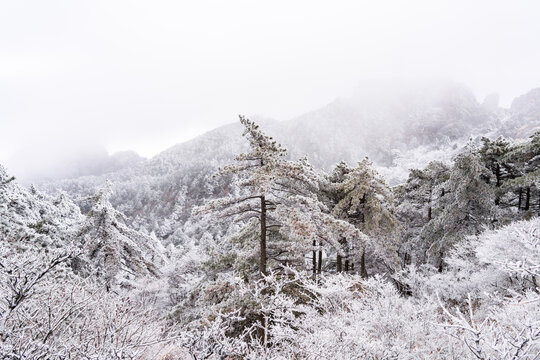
510;88;540;114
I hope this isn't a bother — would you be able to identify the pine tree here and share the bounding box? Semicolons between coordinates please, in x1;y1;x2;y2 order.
195;116;290;275
196;116;364;277
0;165;15;186
498;131;540;216
420;144;494;270
479;136;511;189
324;158;399;276
76;181;166;290
394;161;450;264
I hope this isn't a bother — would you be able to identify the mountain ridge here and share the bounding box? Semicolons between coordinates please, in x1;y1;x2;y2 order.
31;81;540;241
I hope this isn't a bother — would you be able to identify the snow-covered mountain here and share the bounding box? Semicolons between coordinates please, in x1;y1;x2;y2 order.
2;82;540;359
36;81;540;240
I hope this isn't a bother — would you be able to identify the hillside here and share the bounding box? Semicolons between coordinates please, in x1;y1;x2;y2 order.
36;82;540;241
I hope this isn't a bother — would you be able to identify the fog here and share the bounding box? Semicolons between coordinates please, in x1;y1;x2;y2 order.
1;0;539;180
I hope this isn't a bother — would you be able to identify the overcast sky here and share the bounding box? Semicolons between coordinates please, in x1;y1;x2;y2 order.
1;0;539;178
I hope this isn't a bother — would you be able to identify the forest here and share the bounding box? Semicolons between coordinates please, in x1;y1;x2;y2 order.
1;112;539;359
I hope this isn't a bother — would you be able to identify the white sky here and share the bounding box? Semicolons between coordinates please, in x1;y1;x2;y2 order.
1;0;539;176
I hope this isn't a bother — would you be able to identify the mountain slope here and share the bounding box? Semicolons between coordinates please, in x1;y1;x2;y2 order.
35;82;540;241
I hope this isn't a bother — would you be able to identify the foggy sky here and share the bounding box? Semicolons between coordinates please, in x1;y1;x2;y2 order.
1;0;540;179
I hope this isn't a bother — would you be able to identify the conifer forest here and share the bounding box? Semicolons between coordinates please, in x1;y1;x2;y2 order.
1;2;540;359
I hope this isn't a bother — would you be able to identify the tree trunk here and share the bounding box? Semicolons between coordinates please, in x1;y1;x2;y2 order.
337;254;342;273
317;242;322;275
360;248;367;279
428;188;433;221
437;252;444;273
260;195;267;275
404;252;411;266
518;187;523;210
344;259;349;272
495;163;501;187
312;240;317;276
525;186;530;210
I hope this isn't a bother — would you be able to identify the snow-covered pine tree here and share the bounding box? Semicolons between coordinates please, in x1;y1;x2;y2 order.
0;164;83;253
479;136;511;190
420;143;494;270
75;181;166;290
195;116;364;277
394;160;450;265
274;188;368;276
324;158;399;277
498;131;540;217
195;116;289;276
0;166;15;186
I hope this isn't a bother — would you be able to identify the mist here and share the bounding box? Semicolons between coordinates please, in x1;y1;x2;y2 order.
1;0;539;180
